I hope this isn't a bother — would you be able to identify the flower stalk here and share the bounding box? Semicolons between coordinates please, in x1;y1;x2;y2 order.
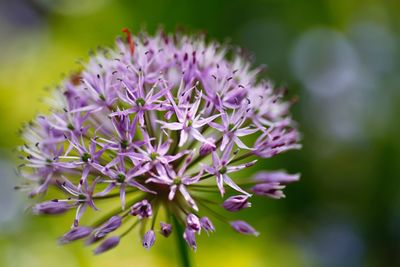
173;216;192;267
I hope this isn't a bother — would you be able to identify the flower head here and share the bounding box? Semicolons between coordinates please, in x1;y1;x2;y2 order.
17;29;301;253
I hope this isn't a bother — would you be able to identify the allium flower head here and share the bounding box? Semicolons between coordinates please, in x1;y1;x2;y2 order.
17;29;301;254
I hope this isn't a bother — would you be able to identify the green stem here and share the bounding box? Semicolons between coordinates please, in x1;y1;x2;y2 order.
173;216;192;267
229;151;254;164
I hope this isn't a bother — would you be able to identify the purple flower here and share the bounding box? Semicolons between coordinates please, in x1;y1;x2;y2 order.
59;226;92;244
160;222;172;237
203;142;256;196
251;171;300;199
253;171;300;184
91;160;155;210
157;91;220;147
230;221;259;236
199;137;216;156
222;195;251;212
146;155;202;211
56;178;99;227
94;216;122;238
93;236;120;255
186;214;201;232
210;107;258;151
252;183;286;199
110;84;168;127
130;199;153;219
32;200;71;215
183;228;197;251
200;217;215;234
120;129;188;167
18;29;300;253
253;123;301;158
142;230;156;249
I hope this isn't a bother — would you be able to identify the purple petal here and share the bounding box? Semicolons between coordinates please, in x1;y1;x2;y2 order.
59;226;92;244
93;236;120;255
142;230;156;249
183;228;197;251
230;220;259;236
222;195;251;212
160;222;173;237
32;200;71;215
94;216;122;238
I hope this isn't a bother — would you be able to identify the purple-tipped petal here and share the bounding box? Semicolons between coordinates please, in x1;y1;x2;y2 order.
183;228;197;251
59;226;92;244
94;216;122;238
253;171;300;184
130;199;152;219
222;195;251;212
93;236;120;255
251;183;286;199
200;217;215;233
160;222;172;237
33;200;71;215
142;230;156;249
199;138;216;156
230;220;259;236
186;214;201;232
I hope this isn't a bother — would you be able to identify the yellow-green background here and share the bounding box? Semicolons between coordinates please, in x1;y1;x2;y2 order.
1;0;400;266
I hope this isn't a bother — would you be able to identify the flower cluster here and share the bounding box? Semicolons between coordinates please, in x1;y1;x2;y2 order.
17;29;301;254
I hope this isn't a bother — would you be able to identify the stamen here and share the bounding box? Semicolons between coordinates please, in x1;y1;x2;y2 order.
122;28;135;56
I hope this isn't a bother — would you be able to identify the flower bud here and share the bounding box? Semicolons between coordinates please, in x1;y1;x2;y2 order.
200;217;215;233
160;222;172;237
183;228;197;251
222;195;251;212
230;220;259;236
130;199;152;218
251;183;286;199
142;230;156;249
33;200;71;215
93;236;120;255
94;216;122;238
58;226;92;244
199;138;216;156
253;171;300;184
186;214;201;232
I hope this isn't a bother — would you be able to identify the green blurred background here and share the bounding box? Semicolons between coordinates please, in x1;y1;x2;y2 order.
1;0;400;266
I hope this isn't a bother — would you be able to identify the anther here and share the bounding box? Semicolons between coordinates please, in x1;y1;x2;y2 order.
122;28;135;56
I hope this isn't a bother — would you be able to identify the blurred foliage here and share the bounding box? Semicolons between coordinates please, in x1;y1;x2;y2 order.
1;0;400;266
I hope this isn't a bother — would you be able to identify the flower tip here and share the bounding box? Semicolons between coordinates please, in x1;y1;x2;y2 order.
142;230;156;249
230;220;259;237
160;222;173;237
222;195;251;212
93;236;120;255
200;217;215;233
58;226;93;245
